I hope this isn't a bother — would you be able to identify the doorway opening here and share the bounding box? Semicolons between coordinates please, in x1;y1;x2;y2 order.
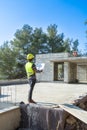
54;62;64;81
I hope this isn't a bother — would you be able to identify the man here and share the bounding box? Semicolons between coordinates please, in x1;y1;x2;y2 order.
25;53;42;103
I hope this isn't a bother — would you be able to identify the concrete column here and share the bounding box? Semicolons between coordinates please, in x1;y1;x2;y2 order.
69;63;77;83
64;62;70;83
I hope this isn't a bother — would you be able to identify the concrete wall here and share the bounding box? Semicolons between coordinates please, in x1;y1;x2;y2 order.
36;54;54;81
0;106;21;130
77;64;87;82
0;79;27;86
36;53;69;82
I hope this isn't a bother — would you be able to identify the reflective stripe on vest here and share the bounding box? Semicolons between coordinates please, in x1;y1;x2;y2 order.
25;62;34;78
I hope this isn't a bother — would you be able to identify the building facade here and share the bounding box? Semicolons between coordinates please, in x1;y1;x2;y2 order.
36;53;87;83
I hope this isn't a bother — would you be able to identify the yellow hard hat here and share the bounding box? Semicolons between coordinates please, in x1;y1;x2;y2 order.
27;53;34;60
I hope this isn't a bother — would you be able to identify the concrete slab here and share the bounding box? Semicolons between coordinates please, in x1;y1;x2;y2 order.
0;82;87;108
33;82;87;105
59;104;87;124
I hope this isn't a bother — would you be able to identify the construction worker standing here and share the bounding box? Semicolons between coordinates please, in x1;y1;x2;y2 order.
25;53;42;103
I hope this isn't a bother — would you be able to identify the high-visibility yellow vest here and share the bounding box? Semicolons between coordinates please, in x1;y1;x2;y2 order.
25;62;35;78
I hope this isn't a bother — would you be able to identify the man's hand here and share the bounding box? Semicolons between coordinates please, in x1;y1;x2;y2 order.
38;69;43;73
40;69;43;72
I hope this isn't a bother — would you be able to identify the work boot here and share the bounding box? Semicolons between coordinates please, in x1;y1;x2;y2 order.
29;99;36;104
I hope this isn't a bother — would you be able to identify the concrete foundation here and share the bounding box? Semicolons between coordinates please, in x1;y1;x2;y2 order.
0;106;21;130
19;103;68;130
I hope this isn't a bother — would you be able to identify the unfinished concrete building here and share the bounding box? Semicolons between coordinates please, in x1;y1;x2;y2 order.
36;53;87;83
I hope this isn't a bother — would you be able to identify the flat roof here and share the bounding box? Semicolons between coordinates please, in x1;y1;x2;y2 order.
50;56;87;63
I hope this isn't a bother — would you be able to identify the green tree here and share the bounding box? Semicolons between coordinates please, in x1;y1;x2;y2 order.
63;38;71;53
46;24;64;53
0;24;81;79
85;19;87;38
11;24;33;54
11;24;34;78
31;27;47;54
10;24;47;78
0;41;17;79
71;39;79;52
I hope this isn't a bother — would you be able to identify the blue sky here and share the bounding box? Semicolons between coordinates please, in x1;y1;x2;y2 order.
0;0;87;51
